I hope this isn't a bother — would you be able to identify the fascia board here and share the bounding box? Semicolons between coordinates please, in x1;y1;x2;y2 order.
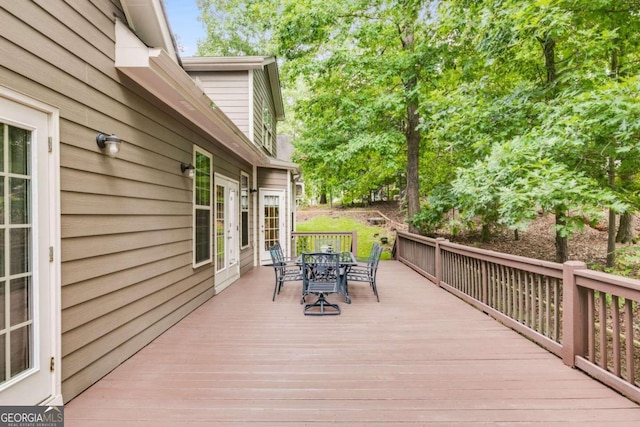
268;157;300;172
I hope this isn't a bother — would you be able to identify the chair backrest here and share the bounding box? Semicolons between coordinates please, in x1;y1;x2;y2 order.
302;252;341;291
366;243;379;262
366;243;383;273
314;238;341;253
269;242;285;266
371;243;383;271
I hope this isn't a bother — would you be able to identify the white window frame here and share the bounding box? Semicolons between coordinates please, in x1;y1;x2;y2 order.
240;171;250;249
262;102;273;154
0;86;61;405
192;147;213;268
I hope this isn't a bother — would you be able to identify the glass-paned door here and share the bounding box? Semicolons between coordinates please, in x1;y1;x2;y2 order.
240;173;249;248
259;189;285;263
214;175;239;290
215;184;226;270
0;94;53;405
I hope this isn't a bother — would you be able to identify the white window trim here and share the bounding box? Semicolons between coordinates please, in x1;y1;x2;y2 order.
0;86;61;405
240;171;250;249
192;147;213;268
262;102;273;154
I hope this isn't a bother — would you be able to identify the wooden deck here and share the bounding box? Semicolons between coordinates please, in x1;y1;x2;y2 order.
64;261;640;426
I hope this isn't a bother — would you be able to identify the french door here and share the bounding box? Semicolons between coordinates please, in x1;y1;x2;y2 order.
259;189;285;264
0;93;56;404
214;175;239;291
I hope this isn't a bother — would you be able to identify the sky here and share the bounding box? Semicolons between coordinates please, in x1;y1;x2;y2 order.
164;0;206;56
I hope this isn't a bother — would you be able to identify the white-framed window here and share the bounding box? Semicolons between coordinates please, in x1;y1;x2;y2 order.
262;102;273;154
193;147;212;267
240;172;250;248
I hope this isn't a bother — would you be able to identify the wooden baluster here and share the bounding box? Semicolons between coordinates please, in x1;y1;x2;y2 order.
624;298;634;384
588;290;595;363
612;295;620;377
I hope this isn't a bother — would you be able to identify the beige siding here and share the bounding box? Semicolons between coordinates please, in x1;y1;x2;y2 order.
252;69;277;156
0;0;254;402
190;71;251;137
258;168;288;189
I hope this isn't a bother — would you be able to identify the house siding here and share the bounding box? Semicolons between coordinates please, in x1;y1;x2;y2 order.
0;0;254;402
190;71;251;138
252;69;277;156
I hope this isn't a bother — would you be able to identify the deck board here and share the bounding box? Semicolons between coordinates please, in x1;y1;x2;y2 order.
64;261;640;426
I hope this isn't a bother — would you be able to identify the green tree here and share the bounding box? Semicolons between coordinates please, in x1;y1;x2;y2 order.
277;0;439;232
197;0;280;55
422;0;637;262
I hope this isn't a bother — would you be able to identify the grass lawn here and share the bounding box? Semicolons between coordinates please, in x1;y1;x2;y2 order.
296;216;394;260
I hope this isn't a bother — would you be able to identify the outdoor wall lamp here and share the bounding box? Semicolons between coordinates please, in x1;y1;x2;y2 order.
250;188;258;194
181;163;195;179
96;133;121;158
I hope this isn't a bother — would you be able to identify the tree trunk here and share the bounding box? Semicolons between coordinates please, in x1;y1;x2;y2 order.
616;167;636;243
401;28;421;234
540;34;566;262
555;209;568;263
606;157;616;267
319;190;327;205
481;223;491;242
617;213;636;243
406;101;420;234
607;209;617;266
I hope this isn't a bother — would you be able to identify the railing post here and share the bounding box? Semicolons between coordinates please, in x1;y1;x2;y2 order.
435;238;446;287
351;230;358;257
562;260;587;367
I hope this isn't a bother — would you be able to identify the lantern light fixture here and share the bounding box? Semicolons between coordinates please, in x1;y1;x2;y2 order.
181;163;195;179
96;133;121;158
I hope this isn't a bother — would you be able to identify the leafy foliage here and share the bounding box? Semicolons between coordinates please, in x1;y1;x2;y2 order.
197;0;280;55
197;0;640;265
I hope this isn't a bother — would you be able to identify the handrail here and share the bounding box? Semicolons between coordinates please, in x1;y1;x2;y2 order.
291;231;358;257
395;229;640;404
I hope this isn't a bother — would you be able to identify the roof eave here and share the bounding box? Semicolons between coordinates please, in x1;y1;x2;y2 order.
267;158;300;173
114;20;270;166
120;0;179;63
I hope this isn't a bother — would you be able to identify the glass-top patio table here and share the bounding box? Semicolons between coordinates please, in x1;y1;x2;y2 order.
296;251;357;304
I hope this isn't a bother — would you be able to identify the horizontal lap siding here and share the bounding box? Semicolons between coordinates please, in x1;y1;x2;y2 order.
0;0;252;402
258;169;287;189
253;69;276;156
191;71;250;138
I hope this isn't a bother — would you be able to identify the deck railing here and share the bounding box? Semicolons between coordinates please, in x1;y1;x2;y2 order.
396;230;640;404
291;231;358;257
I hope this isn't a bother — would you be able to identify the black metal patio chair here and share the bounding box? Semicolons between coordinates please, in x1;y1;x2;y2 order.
345;243;382;302
269;242;302;301
314;237;341;253
301;252;342;315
